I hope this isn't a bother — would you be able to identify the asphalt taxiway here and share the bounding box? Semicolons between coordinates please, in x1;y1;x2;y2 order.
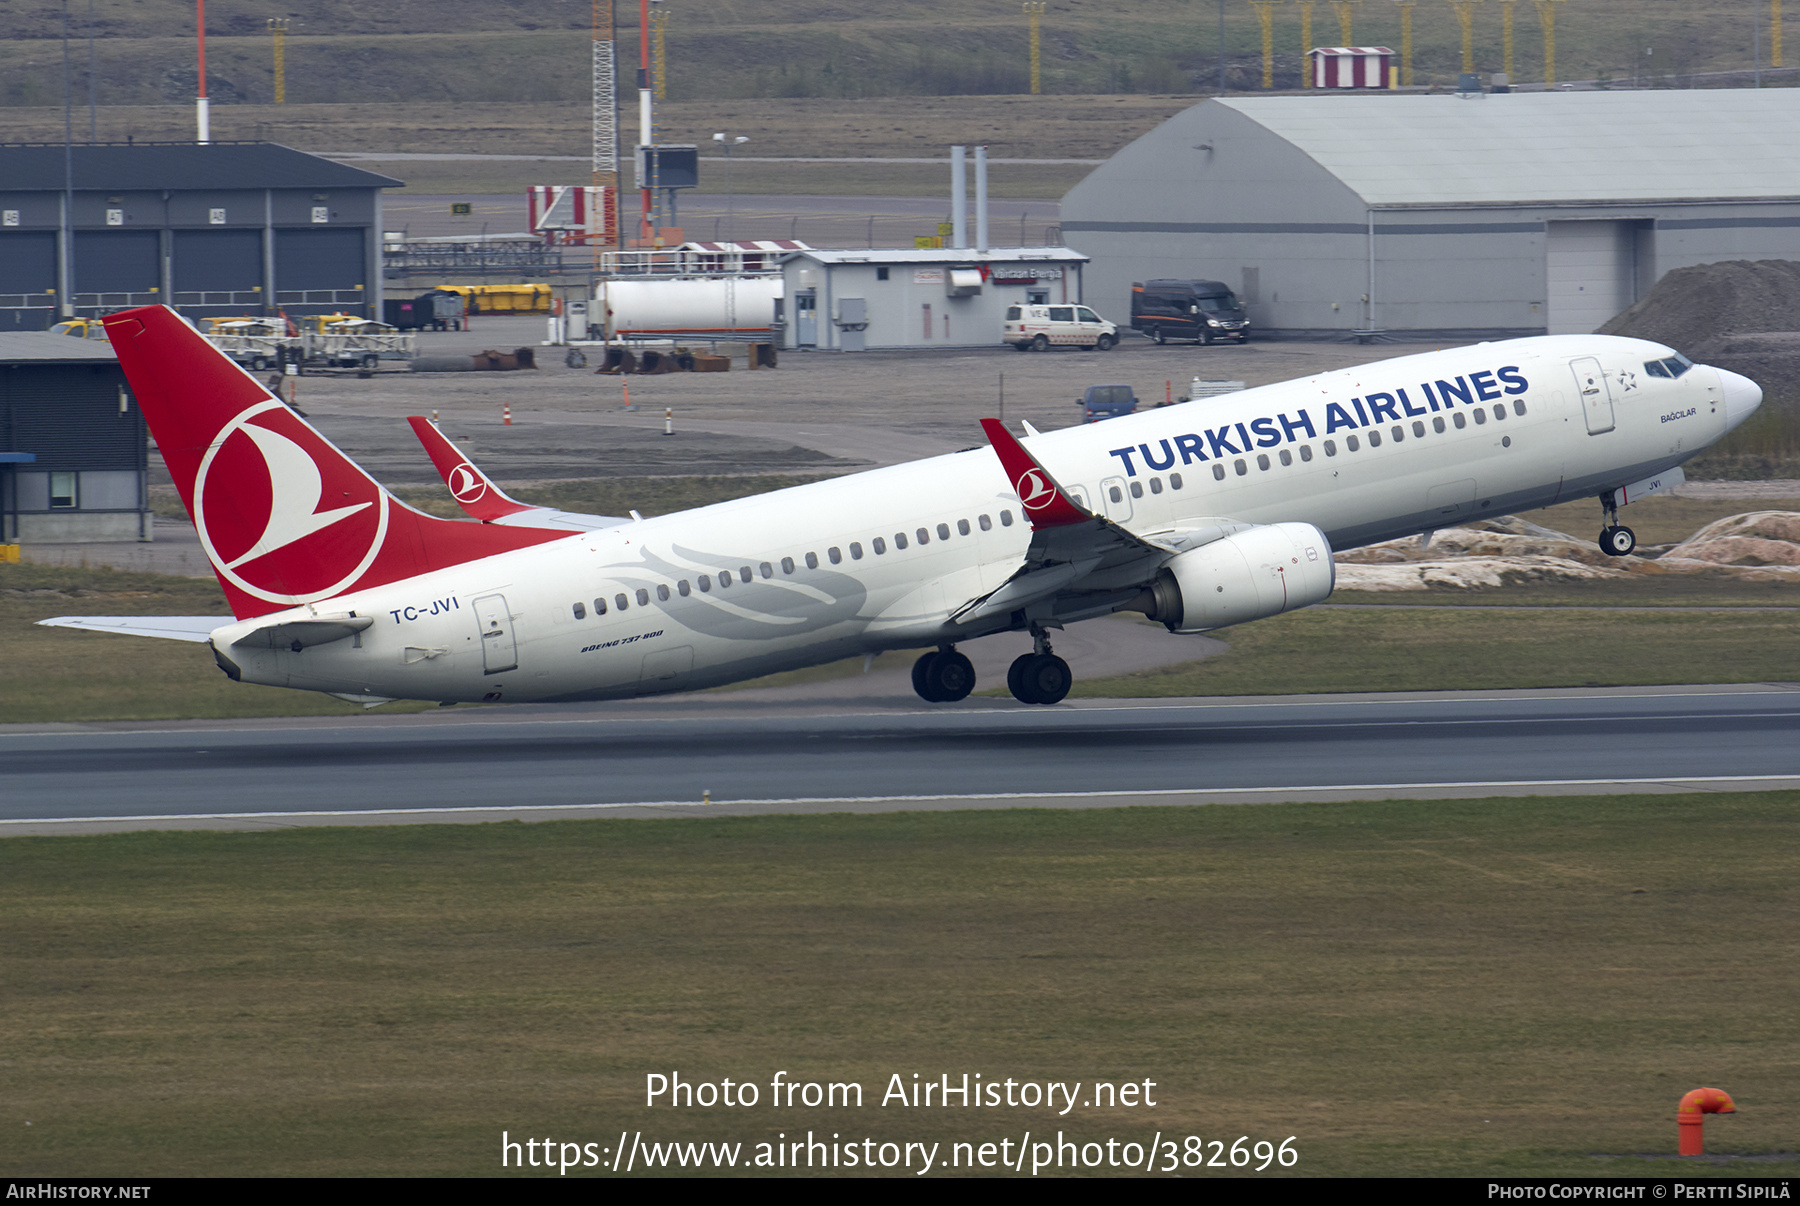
5;684;1799;835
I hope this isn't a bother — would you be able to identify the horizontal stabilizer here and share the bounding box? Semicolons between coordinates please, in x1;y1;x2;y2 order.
37;615;225;642
406;415;628;532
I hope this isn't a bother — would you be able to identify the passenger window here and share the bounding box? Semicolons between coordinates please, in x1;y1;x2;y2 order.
615;593;628;611
718;571;732;588
759;562;772;578
1212;463;1226;480
1256;454;1270;471
1391;425;1403;442
1108;485;1123;503
850;542;863;559
937;523;951;540
1278;450;1292;467
1433;416;1446;433
781;556;795;573
1149;477;1163;494
1298;445;1312;462
1323;440;1336;456
957;518;970;536
978;514;992;531
1513;399;1527;416
1000;510;1014;527
1368;430;1382;447
636;588;650;606
656;584;670;602
678;580;691;597
828;546;842;564
698;574;711;592
1347;435;1360;451
873;536;887;554
740;565;753;581
805;551;819;569
572;602;586;619
911;528;926;545
1493;404;1506;420
1234;459;1248;476
1129;481;1144;498
895;532;908;549
1170;472;1183;489
1473;408;1487;425
1453;412;1467;429
594;597;608;615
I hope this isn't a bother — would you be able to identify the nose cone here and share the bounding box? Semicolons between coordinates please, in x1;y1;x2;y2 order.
1717;368;1763;432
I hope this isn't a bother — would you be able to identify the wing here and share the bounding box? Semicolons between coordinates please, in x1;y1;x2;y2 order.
38;616;226;642
406;416;629;532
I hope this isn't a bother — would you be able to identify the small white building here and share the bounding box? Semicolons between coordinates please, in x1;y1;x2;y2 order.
1309;46;1395;89
776;248;1090;351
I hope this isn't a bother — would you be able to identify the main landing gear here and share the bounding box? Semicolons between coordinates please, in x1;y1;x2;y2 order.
909;627;1074;706
1597;490;1637;557
912;646;976;702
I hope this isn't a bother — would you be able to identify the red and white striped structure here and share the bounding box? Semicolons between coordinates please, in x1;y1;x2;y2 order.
1309;46;1396;88
526;185;614;245
678;240;809;274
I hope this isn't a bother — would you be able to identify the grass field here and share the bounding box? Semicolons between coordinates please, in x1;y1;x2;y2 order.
1;1;1787;107
3;796;1797;1177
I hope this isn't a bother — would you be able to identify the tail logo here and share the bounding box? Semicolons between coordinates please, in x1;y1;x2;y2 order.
447;463;488;504
194;400;390;605
1015;469;1057;511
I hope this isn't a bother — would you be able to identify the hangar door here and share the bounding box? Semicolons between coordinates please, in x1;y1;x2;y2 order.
274;229;367;313
0;233;56;331
173;229;265;314
72;231;160;309
1545;220;1653;335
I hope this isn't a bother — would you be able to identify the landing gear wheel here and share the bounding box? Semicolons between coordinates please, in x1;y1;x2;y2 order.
1096;333;1116;351
912;652;944;702
1150;326;1166;345
1008;653;1072;705
1599;525;1637;557
925;650;975;702
1031;334;1050;352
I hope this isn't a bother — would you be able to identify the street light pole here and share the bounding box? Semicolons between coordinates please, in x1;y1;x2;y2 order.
712;131;748;245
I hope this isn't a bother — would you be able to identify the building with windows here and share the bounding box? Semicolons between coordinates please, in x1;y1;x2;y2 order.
1;331;149;543
776;248;1090;351
1062;89;1800;341
0;142;401;332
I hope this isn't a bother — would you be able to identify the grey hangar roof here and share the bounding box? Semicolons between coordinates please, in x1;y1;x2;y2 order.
0;143;402;192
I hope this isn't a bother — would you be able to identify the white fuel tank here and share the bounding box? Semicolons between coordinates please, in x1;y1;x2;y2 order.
595;277;784;340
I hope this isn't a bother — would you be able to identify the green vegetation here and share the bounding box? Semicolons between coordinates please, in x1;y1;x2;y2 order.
1076;604;1800;699
0;1;1784;107
3;796;1797;1176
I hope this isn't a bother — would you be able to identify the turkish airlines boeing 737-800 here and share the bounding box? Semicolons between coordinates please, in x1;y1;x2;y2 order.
43;305;1761;707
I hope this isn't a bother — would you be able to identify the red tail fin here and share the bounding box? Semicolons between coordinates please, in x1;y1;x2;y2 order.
103;305;566;620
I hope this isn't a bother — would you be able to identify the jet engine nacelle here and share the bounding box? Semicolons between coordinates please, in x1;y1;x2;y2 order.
1136;522;1335;633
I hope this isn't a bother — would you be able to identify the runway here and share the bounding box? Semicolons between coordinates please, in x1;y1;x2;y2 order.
6;684;1800;834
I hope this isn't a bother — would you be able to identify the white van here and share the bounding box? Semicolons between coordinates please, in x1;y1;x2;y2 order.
1003;303;1118;351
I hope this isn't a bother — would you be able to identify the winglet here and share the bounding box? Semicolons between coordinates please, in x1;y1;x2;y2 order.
979;417;1090;530
406;416;535;523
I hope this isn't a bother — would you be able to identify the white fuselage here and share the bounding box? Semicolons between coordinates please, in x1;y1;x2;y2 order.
213;335;1731;703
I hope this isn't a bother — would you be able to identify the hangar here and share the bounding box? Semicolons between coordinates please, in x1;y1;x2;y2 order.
1;331;148;544
1061;89;1800;341
0;143;401;332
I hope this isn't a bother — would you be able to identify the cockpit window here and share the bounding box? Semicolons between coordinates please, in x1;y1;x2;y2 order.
1649;353;1693;379
1645;360;1671;379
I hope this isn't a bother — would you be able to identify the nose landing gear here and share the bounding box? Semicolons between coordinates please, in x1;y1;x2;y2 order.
1597;489;1637;557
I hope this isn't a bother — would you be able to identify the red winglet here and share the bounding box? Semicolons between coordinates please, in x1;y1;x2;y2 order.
979;417;1090;530
406;416;535;523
